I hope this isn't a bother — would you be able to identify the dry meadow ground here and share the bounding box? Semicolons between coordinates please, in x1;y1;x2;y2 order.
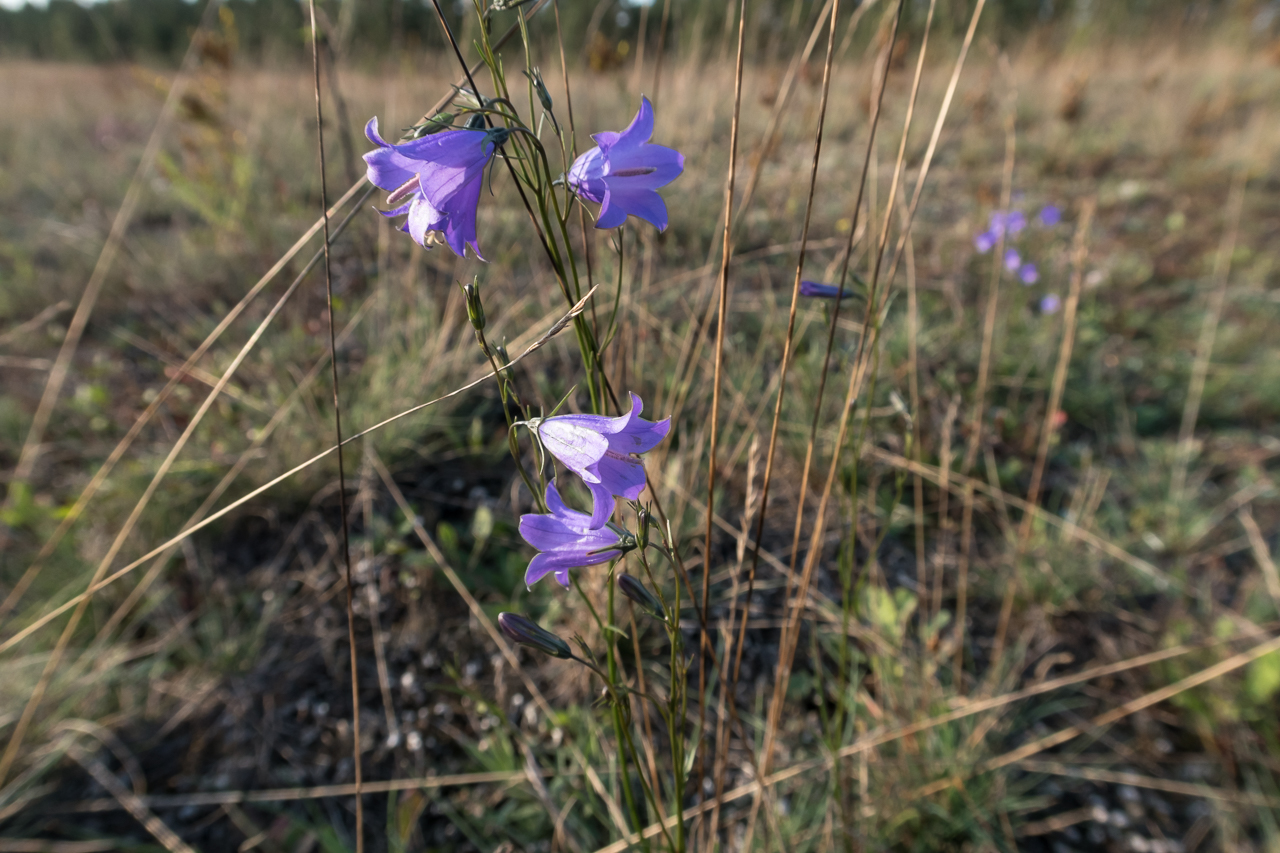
2;18;1280;851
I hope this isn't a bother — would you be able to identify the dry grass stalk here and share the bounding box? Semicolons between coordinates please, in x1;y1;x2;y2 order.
1169;168;1248;506
0;289;599;656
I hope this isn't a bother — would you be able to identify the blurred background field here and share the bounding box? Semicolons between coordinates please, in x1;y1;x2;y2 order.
2;0;1280;850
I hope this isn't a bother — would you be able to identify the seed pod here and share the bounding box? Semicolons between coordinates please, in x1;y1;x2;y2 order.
498;613;573;659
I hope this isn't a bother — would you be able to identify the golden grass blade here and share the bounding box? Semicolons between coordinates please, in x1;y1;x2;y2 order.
1018;760;1280;810
1240;507;1280;609
588;636;1220;853
87;291;379;648
0;186;373;788
0;289;598;657
1170;169;1248;506
0;179;371;626
6;0;221;493
862;445;1175;591
366;449;633;841
954;97;1017;685
742;1;854;849
65;741;196;853
906;630;1280;804
50;770;538;813
0;301;70;349
701;0;748;834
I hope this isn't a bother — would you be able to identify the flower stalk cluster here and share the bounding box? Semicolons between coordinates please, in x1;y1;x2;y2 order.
360;13;690;848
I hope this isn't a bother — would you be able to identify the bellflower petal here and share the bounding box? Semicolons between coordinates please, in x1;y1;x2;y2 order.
519;482;634;588
974;230;996;253
568;96;684;232
532;393;670;527
362;116;497;260
600;186;669;231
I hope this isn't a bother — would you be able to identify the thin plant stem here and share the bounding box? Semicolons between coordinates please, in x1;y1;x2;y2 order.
308;4;362;847
954;97;1016;686
739;1;854;850
1169;169;1248;506
697;0;747;831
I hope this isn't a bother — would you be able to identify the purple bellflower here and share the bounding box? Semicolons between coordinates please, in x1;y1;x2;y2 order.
800;281;854;299
1040;294;1062;314
531;392;670;528
363;117;508;260
520;482;636;588
568;96;684;232
974;230;997;253
1038;205;1062;227
1018;262;1039;285
990;210;1026;236
1004;248;1022;272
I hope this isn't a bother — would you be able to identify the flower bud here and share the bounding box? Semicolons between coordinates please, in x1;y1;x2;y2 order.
461;278;485;332
493;343;511;369
618;574;665;621
465;111;488;130
635;507;651;551
498;613;573;659
525;68;553;113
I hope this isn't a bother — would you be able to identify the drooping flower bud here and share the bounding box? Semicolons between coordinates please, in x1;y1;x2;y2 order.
618;574;665;621
461;278;485;333
493;342;511;369
498;612;573;659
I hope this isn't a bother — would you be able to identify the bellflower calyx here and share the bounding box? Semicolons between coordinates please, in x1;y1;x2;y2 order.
363;117;508;260
519;482;636;588
568;96;684;232
530;392;670;528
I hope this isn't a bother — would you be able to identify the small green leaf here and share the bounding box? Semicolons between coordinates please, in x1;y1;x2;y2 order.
1246;651;1280;704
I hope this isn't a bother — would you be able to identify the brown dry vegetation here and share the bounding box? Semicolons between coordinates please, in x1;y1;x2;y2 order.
2;15;1280;853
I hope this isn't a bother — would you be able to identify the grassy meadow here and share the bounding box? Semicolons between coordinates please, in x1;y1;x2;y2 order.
2;4;1280;850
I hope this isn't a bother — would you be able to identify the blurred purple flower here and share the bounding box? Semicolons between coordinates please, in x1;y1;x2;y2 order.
1019;263;1039;285
363;117;505;260
519;482;635;588
1040;294;1062;314
974;230;997;253
990;209;1026;237
568;96;684;231
800;281;854;299
533;392;670;528
1038;205;1062;227
1004;248;1022;272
